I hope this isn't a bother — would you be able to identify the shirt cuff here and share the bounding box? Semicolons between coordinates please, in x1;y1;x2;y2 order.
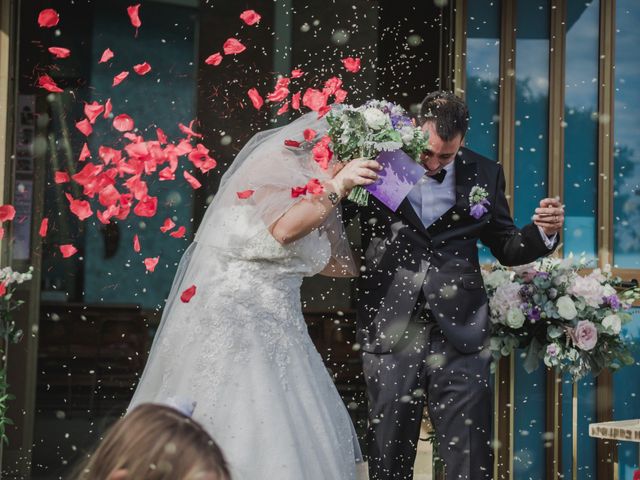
537;226;557;249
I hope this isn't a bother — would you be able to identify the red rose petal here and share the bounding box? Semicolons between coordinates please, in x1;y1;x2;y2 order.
157;128;167;144
103;98;113;119
144;256;159;272
133;62;151;75
312;135;333;169
48;47;71;58
84;101;105;124
38;74;63;93
127;4;142;32
75;119;93;137
291;186;307;198
54;171;70;184
284;139;301;148
79;143;91;161
247;88;264;110
113;71;129;87
334;89;348;104
0;205;16;222
159;167;175;181
39;218;49;237
60;244;78;258
304;129;317;142
160;218;175;233
291;91;301;110
276;102;289;115
240;10;261;26
133;195;157;217
180;284;197;303
178;121;203;139
183;171;202;189
236;190;254;199
113;113;134;132
302;88;328;112
38;8;59;28
342;57;361;73
291;69;304;78
223;38;246;55
133;234;141;252
205;53;223;66
99;48;115;63
169;226;186;238
306;178;324;195
66;193;93;220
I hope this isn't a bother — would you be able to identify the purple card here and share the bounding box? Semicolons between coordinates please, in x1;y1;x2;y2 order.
365;150;426;212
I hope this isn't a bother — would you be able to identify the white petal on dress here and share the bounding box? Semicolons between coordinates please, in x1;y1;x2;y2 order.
129;209;363;480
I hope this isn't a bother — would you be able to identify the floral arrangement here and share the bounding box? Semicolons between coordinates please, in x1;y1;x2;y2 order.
324;100;430;205
0;266;33;444
484;257;639;382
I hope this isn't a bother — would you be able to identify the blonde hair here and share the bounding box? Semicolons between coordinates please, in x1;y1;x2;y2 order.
72;403;230;480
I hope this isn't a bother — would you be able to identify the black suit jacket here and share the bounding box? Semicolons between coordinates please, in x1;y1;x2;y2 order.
347;147;558;354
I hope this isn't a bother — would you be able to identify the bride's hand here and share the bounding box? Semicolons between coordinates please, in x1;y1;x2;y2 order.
328;158;382;198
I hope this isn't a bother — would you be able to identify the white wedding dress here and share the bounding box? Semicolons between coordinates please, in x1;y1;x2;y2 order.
130;113;364;480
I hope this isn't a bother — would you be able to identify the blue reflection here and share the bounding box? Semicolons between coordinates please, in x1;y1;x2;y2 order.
564;1;599;261
614;2;640;268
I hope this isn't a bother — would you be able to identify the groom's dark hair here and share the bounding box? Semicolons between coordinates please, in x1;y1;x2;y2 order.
417;91;469;141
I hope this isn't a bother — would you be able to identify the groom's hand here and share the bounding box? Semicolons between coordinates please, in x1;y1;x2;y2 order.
533;198;564;236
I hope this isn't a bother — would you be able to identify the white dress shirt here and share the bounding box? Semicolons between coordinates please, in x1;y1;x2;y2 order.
406;160;556;248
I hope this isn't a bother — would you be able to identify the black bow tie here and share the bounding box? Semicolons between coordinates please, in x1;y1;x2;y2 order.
428;169;447;184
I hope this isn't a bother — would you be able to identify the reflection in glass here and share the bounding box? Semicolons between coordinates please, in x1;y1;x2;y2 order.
563;1;599;260
465;0;501;263
613;2;640;269
513;2;549;478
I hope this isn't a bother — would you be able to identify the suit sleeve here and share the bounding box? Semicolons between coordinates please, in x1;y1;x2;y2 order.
479;164;558;266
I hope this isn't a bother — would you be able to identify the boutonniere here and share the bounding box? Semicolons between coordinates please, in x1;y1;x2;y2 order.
469;186;490;219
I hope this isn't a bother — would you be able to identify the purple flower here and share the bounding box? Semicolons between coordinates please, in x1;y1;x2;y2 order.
527;306;541;323
470;201;489;219
604;294;621;310
546;344;559;357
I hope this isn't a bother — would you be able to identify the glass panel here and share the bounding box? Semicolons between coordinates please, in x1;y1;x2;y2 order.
465;0;501;263
613;308;640;477
563;0;600;260
613;2;640;268
512;2;550;478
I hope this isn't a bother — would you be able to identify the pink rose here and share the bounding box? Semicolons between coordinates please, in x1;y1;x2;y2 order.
571;320;598;351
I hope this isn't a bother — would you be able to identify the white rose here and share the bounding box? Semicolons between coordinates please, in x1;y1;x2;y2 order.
602;284;617;297
506;308;525;329
556;295;578;320
363;108;389;130
484;270;513;290
399;126;414;145
602;314;622;334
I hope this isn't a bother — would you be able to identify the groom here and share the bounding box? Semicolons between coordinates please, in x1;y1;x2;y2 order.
352;91;564;479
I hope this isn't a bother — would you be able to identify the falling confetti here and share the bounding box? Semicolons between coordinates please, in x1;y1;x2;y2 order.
0;205;15;222
239;10;261;26
48;47;71;59
180;285;197;303
113;71;129;87
39;218;48;237
37;8;59;28
113;114;134;132
99;48;115;63
59;244;78;258
133;62;151;75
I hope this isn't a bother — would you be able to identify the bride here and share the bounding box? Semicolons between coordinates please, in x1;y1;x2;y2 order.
129;112;380;479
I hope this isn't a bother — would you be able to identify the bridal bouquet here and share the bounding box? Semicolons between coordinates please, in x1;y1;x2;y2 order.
484;257;639;382
324;100;429;205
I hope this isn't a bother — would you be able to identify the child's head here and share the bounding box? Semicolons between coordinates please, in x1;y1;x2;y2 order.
73;403;230;480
